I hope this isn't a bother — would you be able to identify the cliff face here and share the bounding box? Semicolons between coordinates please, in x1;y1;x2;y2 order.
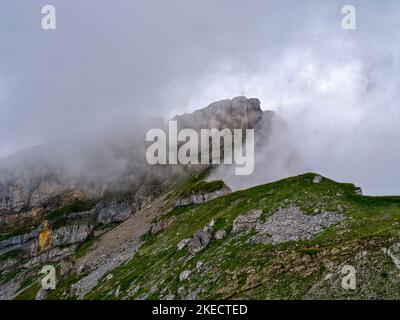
0;174;100;232
0;96;285;300
173;96;266;131
1;97;398;301
0;96;274;233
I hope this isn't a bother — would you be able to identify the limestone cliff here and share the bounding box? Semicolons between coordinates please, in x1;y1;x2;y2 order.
0;96;283;300
0;96;274;233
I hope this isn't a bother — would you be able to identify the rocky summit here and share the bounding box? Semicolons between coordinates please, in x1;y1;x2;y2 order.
1;97;400;300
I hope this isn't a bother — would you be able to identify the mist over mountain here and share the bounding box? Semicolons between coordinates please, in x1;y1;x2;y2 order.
0;96;399;301
0;96;302;230
1;1;400;195
2;0;400;303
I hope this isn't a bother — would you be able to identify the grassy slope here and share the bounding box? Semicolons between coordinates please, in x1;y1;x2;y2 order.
19;173;400;299
79;173;400;300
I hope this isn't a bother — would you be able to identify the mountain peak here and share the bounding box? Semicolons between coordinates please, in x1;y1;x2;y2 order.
172;96;265;131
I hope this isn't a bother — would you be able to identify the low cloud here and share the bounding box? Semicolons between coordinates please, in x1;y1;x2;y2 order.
0;0;399;194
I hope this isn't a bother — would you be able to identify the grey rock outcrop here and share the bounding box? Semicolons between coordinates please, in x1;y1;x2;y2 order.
313;175;323;184
0;96;269;232
97;202;132;225
27;245;76;267
196;261;204;270
175;184;231;207
231;207;345;245
382;243;400;270
232;209;262;233
173;96;263;132
35;288;48;300
52;223;94;246
179;270;191;281
251;207;345;244
0;229;39;251
177;238;190;251
214;229;226;240
0;165;100;231
187;230;211;254
0;96;282;298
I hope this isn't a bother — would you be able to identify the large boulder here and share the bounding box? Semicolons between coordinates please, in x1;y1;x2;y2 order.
187;230;211;254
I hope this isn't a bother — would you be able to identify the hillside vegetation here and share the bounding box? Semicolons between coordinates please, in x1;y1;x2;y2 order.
27;172;400;300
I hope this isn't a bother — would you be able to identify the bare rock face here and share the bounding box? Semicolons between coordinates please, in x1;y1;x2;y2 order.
0;96;280;296
29;179;66;208
97;202;133;225
0;229;39;251
27;245;76;267
52;223;94;247
187;230;211;254
0;174;98;232
35;288;47;300
0;96;270;233
173;96;263;132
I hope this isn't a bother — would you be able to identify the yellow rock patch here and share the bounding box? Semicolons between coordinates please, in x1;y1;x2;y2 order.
39;220;52;252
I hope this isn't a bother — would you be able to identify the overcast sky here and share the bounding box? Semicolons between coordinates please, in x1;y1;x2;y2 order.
0;0;400;194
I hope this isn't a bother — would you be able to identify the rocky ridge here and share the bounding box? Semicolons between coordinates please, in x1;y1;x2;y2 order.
0;96;275;299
